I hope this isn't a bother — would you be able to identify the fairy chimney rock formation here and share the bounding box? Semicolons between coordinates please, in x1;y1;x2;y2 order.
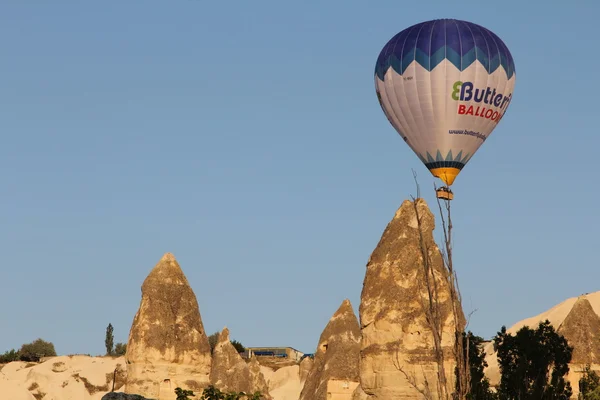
210;327;252;393
248;355;272;399
125;252;211;399
299;356;314;385
359;199;464;399
299;299;361;400
557;296;600;364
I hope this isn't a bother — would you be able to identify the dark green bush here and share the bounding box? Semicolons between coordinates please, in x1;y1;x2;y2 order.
0;349;20;363
19;338;56;361
114;342;127;356
177;385;263;400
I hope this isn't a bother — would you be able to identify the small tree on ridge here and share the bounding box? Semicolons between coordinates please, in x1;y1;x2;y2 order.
114;342;127;356
105;323;114;356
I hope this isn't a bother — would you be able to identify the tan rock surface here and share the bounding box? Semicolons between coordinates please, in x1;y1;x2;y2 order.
267;365;302;400
351;385;369;400
298;356;313;385
210;327;251;393
557;297;600;364
359;199;464;399
299;299;361;400
248;356;271;399
125;252;211;399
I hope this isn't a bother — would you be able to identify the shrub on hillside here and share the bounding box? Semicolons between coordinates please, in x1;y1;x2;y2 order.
19;338;57;362
177;385;263;400
0;349;20;363
114;342;127;356
208;332;219;354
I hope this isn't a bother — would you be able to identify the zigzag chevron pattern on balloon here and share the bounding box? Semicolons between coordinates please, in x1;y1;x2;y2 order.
417;149;472;170
375;19;515;80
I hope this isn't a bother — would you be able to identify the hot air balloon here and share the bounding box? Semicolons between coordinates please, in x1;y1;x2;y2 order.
374;19;516;200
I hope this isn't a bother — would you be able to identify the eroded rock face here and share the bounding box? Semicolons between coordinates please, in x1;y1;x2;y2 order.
248;356;271;399
299;356;314;385
266;365;302;400
299;299;361;400
209;328;272;398
125;253;211;399
359;199;464;399
210;327;251;393
351;385;369;400
557;297;600;364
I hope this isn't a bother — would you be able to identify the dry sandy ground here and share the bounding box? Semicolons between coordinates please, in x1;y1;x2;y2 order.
0;355;125;400
260;365;303;400
0;355;303;400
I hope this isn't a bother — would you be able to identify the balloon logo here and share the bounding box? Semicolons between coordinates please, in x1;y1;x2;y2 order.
375;19;516;198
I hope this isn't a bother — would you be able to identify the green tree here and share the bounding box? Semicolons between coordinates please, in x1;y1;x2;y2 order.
176;387;196;399
199;385;263;400
114;342;127;356
494;320;573;400
231;340;245;353
0;349;20;363
208;332;219;354
579;365;600;399
105;323;114;356
19;338;56;361
201;385;222;400
455;331;495;399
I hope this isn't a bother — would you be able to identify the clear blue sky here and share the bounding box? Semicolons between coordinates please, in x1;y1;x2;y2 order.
2;0;599;356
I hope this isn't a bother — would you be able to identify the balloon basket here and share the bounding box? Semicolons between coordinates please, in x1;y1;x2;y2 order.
436;187;454;201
